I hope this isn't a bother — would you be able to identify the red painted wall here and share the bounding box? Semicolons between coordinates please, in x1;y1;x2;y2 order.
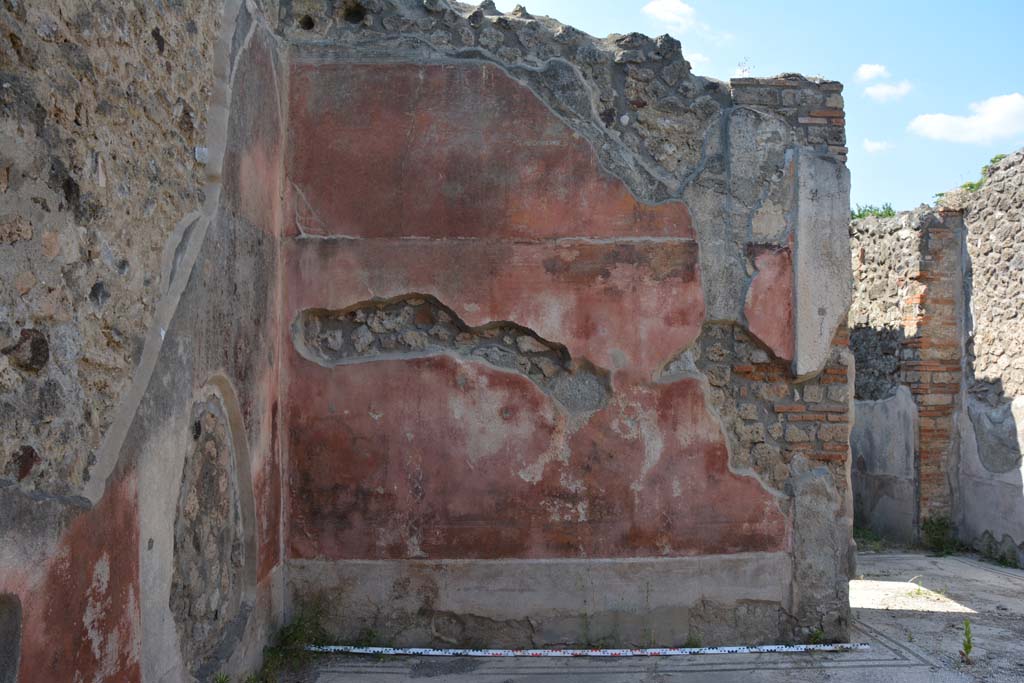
6;474;141;683
283;61;787;561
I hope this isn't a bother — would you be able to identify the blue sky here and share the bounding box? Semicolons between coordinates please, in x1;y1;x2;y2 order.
491;0;1024;210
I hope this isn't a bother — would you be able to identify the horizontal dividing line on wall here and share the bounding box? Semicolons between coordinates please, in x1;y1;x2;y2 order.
307;643;871;658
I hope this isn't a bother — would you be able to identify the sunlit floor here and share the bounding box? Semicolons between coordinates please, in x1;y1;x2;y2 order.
849;551;1024;682
850;578;975;613
282;552;1024;682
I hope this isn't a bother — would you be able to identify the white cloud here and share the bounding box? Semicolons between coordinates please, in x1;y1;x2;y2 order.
855;64;890;82
642;0;699;33
687;51;710;67
908;93;1024;144
863;138;893;153
865;80;913;102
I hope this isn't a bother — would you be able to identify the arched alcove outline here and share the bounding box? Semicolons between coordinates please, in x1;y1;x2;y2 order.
172;374;259;679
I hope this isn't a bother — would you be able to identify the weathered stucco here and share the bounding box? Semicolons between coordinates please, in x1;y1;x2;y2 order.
851;386;918;544
955;150;1024;563
2;1;286;681
0;0;855;677
279;0;852;647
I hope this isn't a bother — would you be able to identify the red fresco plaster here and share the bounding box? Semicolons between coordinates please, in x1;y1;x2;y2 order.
285;61;693;240
16;473;141;683
744;244;795;361
283;238;704;380
286;354;786;560
257;413;283;582
282;58;788;564
254;395;281;581
224;25;282;234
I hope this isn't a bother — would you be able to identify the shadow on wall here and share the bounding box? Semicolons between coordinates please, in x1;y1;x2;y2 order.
960;258;1024;564
850;325;905;402
849;324;918;544
961;388;1024;567
0;593;21;683
850;214;1024;563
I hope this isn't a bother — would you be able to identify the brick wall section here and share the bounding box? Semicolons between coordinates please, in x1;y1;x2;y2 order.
850;208;965;529
866;211;961;523
731;77;847;163
903;211;963;521
716;324;851;488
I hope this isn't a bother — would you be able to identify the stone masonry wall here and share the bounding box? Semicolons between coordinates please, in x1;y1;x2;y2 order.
949;149;1024;564
1;2;288;681
851;148;1024;558
0;0;221;495
849;210;925;401
960;150;1024;401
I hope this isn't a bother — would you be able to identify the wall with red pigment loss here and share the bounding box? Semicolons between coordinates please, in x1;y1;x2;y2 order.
279;0;854;647
1;1;290;681
0;0;855;675
2;474;141;683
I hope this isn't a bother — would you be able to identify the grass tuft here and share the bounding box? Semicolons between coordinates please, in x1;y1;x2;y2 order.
243;602;333;683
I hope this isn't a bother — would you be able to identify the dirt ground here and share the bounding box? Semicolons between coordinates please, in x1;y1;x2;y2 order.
283;551;1024;682
850;551;1024;682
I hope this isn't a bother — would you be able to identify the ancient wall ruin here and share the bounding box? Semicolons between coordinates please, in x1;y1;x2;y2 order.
850;150;1024;564
1;1;283;680
957;150;1024;562
1;0;856;678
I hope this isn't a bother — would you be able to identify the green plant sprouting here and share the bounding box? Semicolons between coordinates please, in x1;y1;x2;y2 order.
921;516;961;555
960;618;973;664
960;153;1009;192
243;603;332;683
851;203;896;220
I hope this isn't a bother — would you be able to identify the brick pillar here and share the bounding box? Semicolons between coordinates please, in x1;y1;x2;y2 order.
899;211;963;524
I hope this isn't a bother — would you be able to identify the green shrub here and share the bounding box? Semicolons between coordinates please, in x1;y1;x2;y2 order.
243;603;332;683
921;516;960;555
961;153;1009;192
854;526;887;553
851;203;896;220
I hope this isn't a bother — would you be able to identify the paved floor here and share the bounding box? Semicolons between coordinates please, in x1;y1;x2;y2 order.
288;552;1024;682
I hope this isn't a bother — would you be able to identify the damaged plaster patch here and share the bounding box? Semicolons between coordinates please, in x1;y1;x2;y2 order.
169;397;244;678
661;322;851;510
82;553;122;680
280;0;847;331
293;294;611;414
658;325;852;641
968;397;1024;474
